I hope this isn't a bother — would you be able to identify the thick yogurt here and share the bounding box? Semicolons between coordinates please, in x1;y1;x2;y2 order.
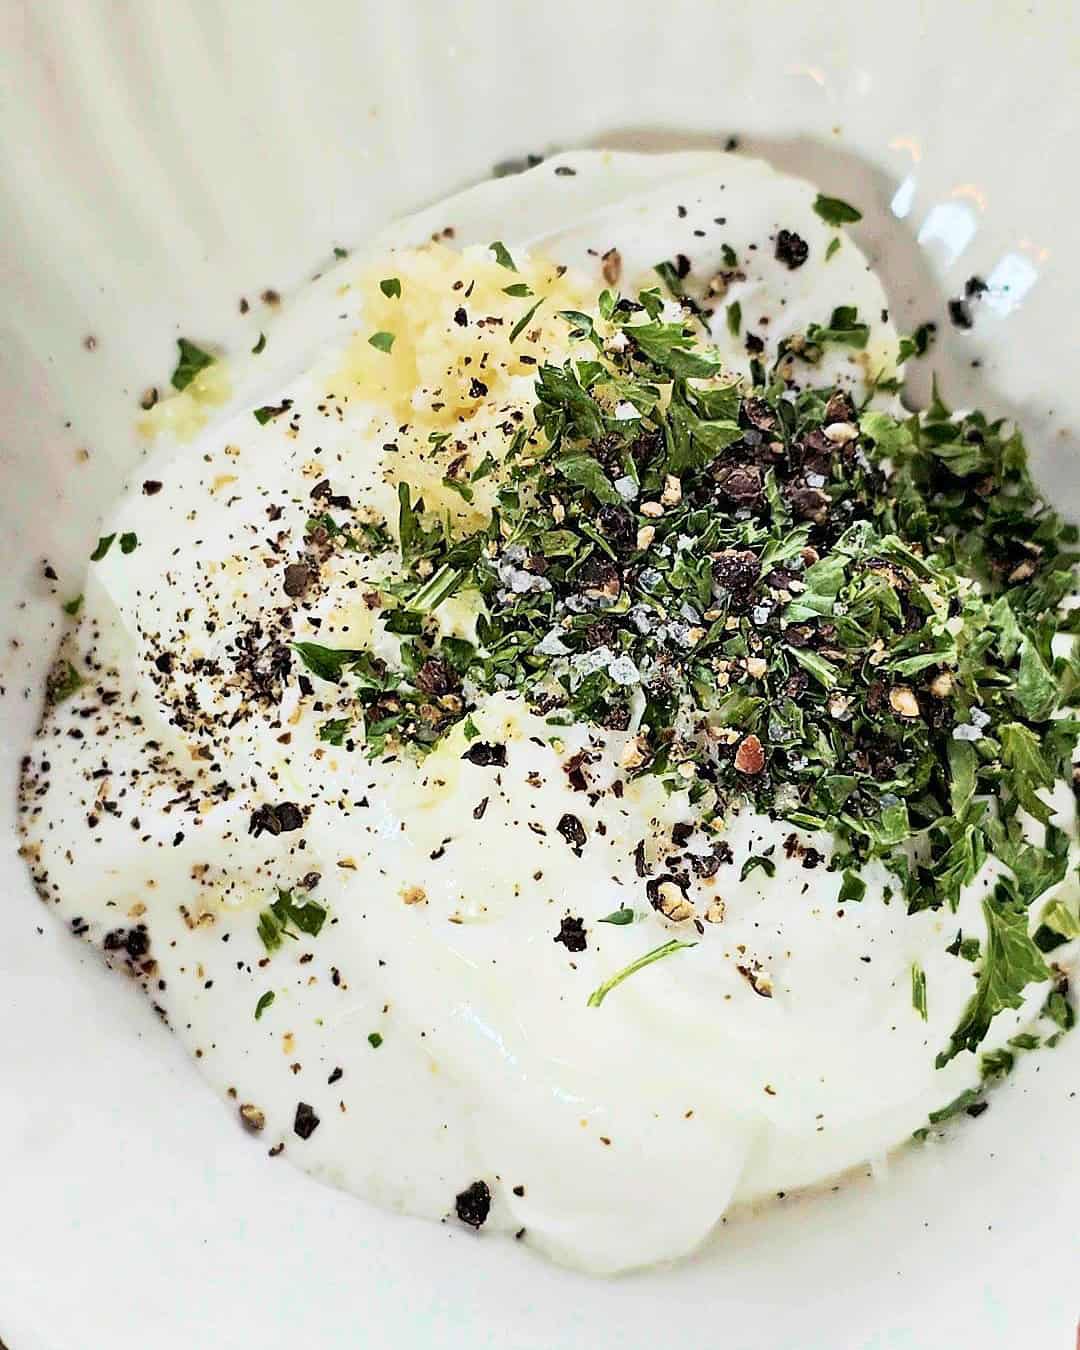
18;152;1053;1273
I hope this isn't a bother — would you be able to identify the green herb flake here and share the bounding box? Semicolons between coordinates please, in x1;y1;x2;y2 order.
503;282;533;298
257;887;328;955
62;594;84;617
170;338;215;391
293;642;366;683
726;300;742;338
442;476;474;503
982;1047;1014;1079
46;660;83;706
256;908;285;954
368;330;396;353
806;305;870;349
489;240;517;271
509;298;544;343
251;332;267;355
253;401;292;425
380;277;402;299
812;193;863;226
740;854;777;881
1043;987;1075;1034
319;718;352;746
119;532;138;555
90;534;116;562
1040;899;1080;941
825;236;841;261
927;1087;983;1125
897;322;936;364
598;907;634;926
838;870;866;904
368;1031;384;1048
586;939;697;1008
254;991;275;1020
936;883;1050;1067
912;964;928;1021
654;260;685;299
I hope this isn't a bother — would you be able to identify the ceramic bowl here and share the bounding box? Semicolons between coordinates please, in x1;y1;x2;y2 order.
1;3;1077;1346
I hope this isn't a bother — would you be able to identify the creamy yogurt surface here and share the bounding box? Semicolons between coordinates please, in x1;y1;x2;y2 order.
18;152;1075;1273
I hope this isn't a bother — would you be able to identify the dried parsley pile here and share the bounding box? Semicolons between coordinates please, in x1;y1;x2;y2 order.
297;285;1080;1064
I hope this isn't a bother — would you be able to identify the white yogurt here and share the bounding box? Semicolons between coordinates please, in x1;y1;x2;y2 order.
18;152;1056;1273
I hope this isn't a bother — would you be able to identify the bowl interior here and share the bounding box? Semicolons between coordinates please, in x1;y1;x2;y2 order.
1;3;1077;1347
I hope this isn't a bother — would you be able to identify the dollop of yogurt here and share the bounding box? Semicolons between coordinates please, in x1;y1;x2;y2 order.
18;151;1051;1273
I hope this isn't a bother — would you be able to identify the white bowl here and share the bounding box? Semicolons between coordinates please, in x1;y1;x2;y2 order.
1;3;1077;1347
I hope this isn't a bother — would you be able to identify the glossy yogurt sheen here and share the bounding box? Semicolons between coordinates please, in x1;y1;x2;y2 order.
18;151;1052;1273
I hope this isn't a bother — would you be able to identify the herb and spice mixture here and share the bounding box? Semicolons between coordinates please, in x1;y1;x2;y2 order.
18;151;1078;1274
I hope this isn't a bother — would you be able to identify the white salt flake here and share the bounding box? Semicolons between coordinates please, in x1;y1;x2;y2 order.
571;646;616;679
607;655;641;685
536;629;572;657
953;706;991;741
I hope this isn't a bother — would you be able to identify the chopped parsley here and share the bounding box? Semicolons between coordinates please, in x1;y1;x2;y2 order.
726;300;742;338
805;305;870;349
253;401;292;424
170;338;215;391
368;331;395;353
927;1087;982;1125
740;855;776;881
812;194;863;226
291;283;1079;1062
1040;899;1080;941
598;907;634;925
319;717;353;746
912;964;928;1020
119;531;138;555
257;887;328;954
897;322;936;364
367;1031;384;1048
825;237;841;262
254;991;275;1020
654;259;687;299
90;534;115;561
46;660;83;706
442;476;474;503
935;882;1050;1066
838;870;866;904
380;277;402;299
62;594;83;617
293;642;367;682
251;332;267;355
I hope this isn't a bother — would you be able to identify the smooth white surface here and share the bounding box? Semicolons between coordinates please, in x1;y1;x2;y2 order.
1;1;1078;1346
